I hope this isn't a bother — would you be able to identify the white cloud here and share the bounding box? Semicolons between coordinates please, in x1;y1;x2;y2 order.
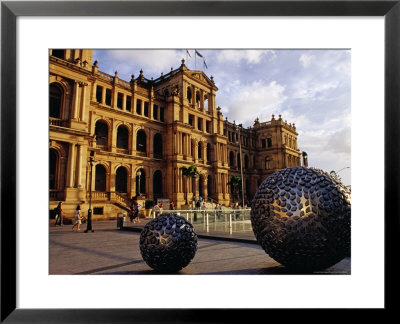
294;81;339;99
299;53;315;68
219;80;287;126
216;50;276;65
99;50;185;77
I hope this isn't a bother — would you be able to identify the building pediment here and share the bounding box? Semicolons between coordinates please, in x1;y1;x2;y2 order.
185;71;217;90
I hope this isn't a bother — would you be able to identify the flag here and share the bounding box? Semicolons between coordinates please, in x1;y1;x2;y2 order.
186;50;191;58
203;58;208;69
195;50;203;58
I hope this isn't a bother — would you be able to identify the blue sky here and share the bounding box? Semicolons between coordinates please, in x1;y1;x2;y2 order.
93;49;351;186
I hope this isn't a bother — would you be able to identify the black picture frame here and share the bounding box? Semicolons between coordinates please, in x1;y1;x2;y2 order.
1;0;398;322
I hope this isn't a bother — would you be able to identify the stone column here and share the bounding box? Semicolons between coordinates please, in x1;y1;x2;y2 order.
66;143;76;187
72;81;80;120
80;83;88;122
122;93;127;111
75;144;82;187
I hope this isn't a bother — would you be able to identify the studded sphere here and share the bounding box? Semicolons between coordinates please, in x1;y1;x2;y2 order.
139;213;198;273
251;167;351;271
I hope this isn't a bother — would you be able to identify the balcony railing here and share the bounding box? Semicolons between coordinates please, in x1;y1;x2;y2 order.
49;118;68;127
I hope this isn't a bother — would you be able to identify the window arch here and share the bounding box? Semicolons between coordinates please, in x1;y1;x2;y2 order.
206;143;211;162
95;164;107;191
204;95;209;110
115;166;128;193
49;83;63;118
49;149;58;189
229;151;235;167
207;175;212;197
153;133;163;157
136;130;147;153
195;91;201;107
187;87;192;103
153;170;163;197
265;158;271;170
244;154;249;169
136;168;146;195
116;125;129;150
95;120;109;148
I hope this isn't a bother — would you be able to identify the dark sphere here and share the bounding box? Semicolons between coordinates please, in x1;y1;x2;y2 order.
251;167;351;271
139;213;198;273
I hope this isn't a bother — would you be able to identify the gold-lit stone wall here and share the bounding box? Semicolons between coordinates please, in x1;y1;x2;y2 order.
49;49;301;219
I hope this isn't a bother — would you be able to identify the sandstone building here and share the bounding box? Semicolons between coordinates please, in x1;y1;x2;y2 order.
49;49;301;219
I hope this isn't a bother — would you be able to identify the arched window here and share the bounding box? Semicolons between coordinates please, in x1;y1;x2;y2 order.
198;142;202;159
116;126;129;150
95;120;109;148
136;130;147;153
187;87;192;103
244;155;249;169
199;175;204;197
49;149;58;189
136;168;146;195
49;83;62;118
265;158;271;170
206;143;211;162
153;133;163;157
115;166;128;193
204;95;209;110
207;175;212;196
229;151;234;167
196;91;201;107
237;153;241;169
153;170;162;197
95;164;106;191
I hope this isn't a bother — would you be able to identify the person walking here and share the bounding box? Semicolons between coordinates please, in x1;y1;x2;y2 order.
55;202;63;226
129;201;135;222
72;205;83;231
133;202;140;224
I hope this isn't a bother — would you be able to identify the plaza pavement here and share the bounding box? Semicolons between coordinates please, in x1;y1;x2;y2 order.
49;218;350;275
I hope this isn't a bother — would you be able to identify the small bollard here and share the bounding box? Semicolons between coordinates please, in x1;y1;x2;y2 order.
117;212;125;229
206;213;209;232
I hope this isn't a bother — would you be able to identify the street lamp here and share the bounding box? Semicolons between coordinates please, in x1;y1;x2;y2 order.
137;169;142;196
85;150;95;233
237;125;245;208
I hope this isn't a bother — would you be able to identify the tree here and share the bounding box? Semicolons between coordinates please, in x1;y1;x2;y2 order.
228;175;242;203
181;165;200;205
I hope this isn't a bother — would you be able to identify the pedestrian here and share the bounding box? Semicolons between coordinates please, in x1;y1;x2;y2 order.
153;203;161;217
129;201;135;222
54;202;63;226
72;205;83;231
133;202;140;224
194;199;201;222
199;196;203;202
169;201;175;210
201;202;206;210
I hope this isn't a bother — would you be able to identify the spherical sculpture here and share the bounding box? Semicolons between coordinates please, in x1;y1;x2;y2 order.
139;213;198;273
251;167;351;271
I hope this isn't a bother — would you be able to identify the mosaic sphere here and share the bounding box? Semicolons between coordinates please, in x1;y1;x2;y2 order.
251;167;351;271
139;213;198;273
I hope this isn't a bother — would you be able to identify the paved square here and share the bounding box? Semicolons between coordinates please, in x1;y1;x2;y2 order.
50;220;350;275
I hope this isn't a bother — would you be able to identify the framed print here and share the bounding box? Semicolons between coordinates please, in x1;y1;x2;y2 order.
1;0;399;322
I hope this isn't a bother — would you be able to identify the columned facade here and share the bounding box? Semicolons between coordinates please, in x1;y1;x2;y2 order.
49;50;301;219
